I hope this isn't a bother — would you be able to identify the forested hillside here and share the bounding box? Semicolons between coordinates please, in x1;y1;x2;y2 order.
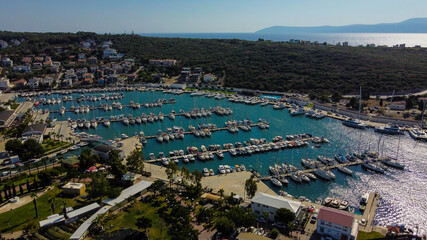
1;31;427;94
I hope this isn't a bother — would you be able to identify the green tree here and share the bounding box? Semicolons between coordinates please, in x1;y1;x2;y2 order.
48;197;56;214
331;91;342;102
191;169;203;184
31;192;39;218
181;166;191;184
135;216;152;233
41;157;48;170
5;139;23;156
26;178;31;192
38;171;52;186
274;208;295;224
197;207;214;224
226;206;256;228
149;179;165;196
78;149;96;171
107;187;122;199
21;139;44;161
126;149;144;174
269;228;279;238
244;177;257;199
89;173;110;202
263;211;270;226
215;217;235;236
108;150;126;181
12;183;16;197
165;162;178;186
319;94;330;103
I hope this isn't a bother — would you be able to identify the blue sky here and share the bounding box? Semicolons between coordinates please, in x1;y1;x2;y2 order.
1;0;426;33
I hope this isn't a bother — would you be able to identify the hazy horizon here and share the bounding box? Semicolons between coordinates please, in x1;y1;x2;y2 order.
1;0;427;33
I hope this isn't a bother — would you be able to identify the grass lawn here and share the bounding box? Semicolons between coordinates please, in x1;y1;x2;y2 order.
0;186;86;233
105;198;170;240
357;231;385;240
42;140;71;154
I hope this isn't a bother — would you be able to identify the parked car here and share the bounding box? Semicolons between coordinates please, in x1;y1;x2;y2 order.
310;214;318;224
256;217;266;223
272;222;287;229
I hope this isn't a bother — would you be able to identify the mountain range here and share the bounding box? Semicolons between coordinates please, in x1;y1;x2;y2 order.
256;18;427;34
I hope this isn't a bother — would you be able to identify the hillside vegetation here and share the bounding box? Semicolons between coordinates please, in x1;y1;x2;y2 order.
1;31;427;94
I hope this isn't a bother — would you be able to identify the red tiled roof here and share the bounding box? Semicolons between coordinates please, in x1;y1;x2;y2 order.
387;226;400;233
14;79;27;84
391;101;406;105
318;207;354;228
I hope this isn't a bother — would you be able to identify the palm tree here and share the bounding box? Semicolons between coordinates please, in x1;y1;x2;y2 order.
48;197;56;214
218;188;224;198
31;192;39;218
26;163;32;175
263;211;270;227
136;216;152;233
41;157;48;171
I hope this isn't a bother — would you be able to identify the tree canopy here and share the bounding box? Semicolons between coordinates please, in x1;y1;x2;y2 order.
244;177;257;199
126;149;144;174
274;208;296;224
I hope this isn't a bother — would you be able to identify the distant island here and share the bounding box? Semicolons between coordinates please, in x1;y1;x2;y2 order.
257;18;427;34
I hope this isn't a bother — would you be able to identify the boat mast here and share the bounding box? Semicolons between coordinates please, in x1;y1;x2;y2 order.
421;99;426;130
386;90;395;125
358;86;362;121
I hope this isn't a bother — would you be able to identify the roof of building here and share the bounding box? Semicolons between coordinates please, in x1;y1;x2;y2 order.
236;232;271;240
251;192;301;214
69;206;111;240
63;182;85;190
39;203;100;228
0;110;15;122
22;124;46;135
92;144;114;153
201;193;221;201
391;101;406;105
318;207;354;228
103;180;152;206
13;79;27;84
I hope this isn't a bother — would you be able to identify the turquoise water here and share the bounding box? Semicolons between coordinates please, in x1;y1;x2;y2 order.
259;95;281;99
19;90;427;233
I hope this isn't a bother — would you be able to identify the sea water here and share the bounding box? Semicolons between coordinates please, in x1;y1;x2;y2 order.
19;91;427;234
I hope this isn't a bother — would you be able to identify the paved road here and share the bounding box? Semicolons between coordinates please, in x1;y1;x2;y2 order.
0;93;16;103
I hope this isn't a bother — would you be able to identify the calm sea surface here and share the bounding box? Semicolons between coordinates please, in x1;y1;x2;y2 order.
139;33;427;47
18;91;427;234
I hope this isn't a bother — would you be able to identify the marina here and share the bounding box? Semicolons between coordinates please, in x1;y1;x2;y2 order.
14;87;427;233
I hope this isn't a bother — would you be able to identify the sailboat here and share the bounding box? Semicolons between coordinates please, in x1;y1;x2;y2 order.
343;87;367;129
408;99;427;141
374;91;404;135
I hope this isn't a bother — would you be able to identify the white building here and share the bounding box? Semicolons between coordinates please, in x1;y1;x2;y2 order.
2;57;13;67
203;74;216;82
102;48;118;59
13;65;31;72
317;207;358;240
389;101;406;111
287;97;310;106
22;124;46;142
28;78;40;89
0;78;11;91
0;40;8;48
92;144;124;160
251;192;301;222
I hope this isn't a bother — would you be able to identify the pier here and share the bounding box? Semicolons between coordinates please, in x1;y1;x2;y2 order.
144;136;322;163
259;160;364;180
